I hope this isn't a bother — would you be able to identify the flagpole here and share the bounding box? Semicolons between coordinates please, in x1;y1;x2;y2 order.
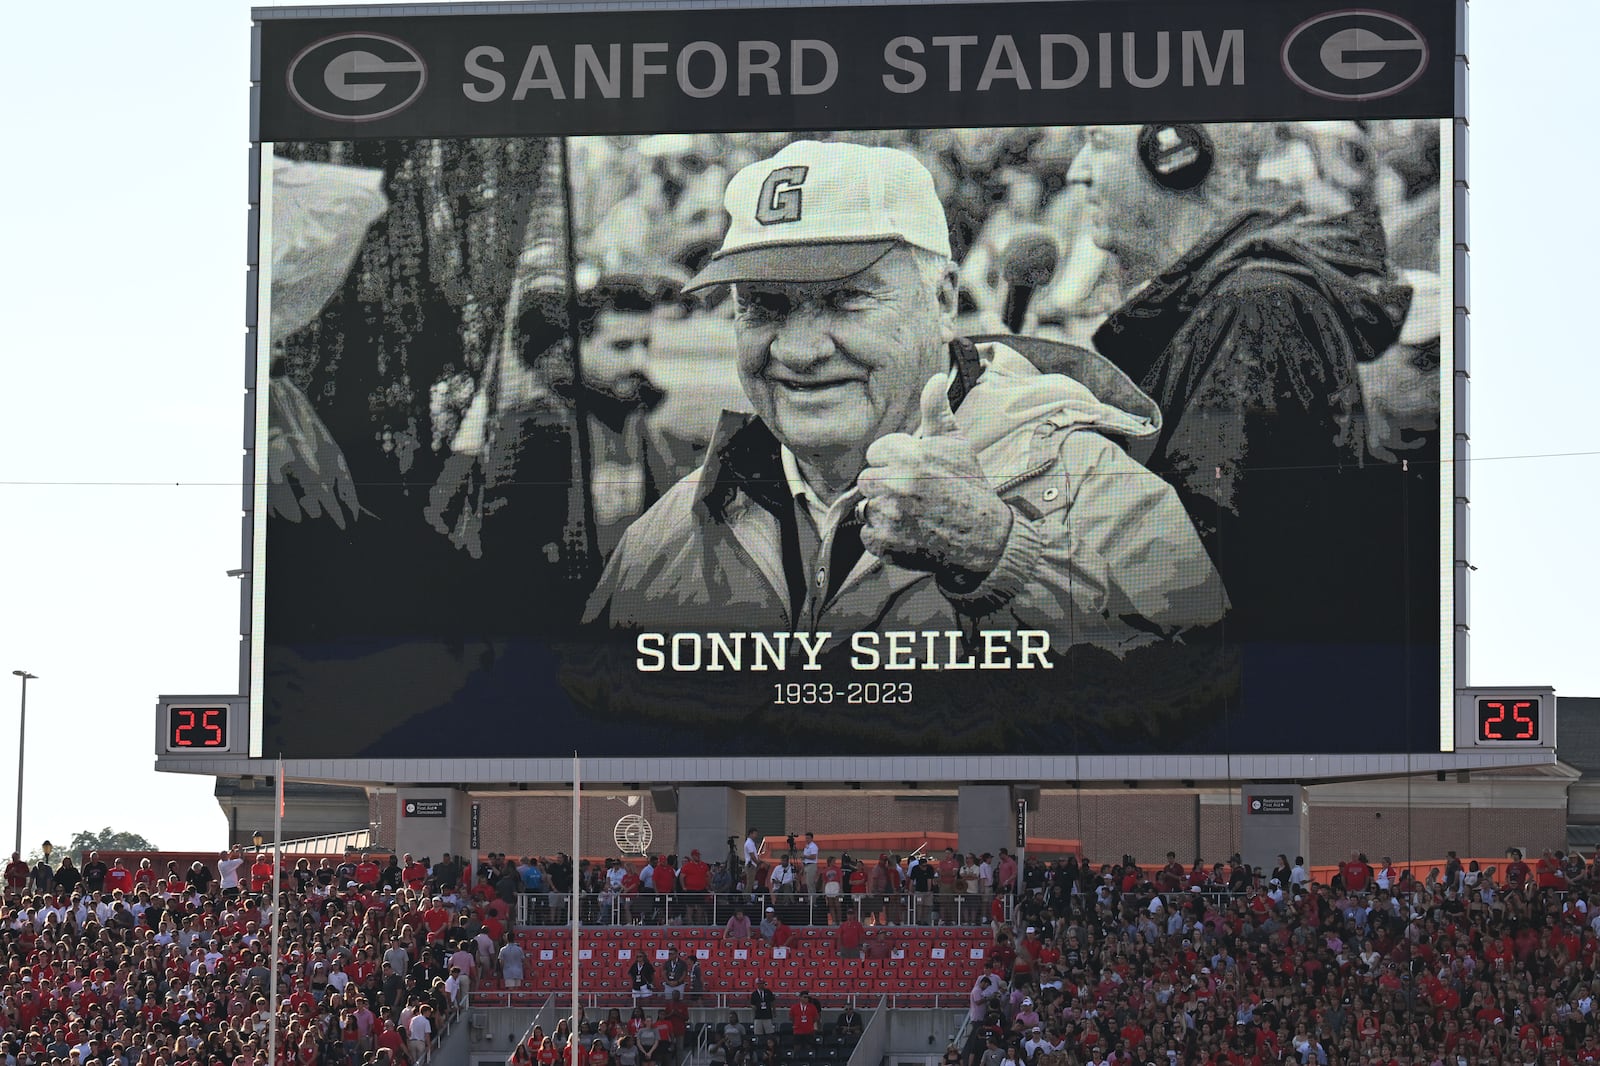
571;751;581;1056
269;755;284;1066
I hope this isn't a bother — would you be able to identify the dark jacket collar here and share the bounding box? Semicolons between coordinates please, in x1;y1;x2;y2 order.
1094;207;1409;384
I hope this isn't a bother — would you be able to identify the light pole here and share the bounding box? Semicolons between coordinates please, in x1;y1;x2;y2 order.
11;671;37;857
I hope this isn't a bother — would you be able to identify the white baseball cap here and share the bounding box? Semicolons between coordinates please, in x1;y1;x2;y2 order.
686;140;950;291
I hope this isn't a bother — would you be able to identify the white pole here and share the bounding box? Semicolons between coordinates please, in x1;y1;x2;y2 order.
571;752;581;1055
269;755;284;1066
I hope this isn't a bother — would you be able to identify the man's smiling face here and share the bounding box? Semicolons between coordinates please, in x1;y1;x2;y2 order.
733;244;954;473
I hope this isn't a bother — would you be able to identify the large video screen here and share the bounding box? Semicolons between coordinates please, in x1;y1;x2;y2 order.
252;1;1455;760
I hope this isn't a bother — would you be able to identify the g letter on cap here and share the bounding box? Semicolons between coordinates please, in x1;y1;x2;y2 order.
756;166;809;225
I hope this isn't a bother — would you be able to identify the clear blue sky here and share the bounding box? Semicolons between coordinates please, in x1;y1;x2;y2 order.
0;1;1592;851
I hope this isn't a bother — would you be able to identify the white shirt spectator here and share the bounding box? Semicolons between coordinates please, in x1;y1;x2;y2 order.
499;942;527;984
384;944;411;976
219;856;243;890
408;1012;433;1057
968;972;1000;1022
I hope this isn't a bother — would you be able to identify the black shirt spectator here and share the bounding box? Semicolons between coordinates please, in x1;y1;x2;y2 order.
186;861;214;894
630;956;656;992
547;854;574;894
53;858;81;895
433;854;461;891
381;963;406;1013
82;854;109;892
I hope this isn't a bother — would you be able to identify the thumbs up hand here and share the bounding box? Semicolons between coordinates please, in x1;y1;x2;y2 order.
856;372;1014;586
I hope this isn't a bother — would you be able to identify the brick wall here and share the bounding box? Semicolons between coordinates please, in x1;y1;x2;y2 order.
781;794;958;835
1308;804;1565;863
367;789;1568;866
1032;791;1200;862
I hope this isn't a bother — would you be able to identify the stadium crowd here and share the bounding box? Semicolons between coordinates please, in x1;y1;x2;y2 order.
0;846;492;1066
6;843;1600;1066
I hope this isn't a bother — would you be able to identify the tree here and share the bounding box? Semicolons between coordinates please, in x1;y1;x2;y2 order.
65;827;157;862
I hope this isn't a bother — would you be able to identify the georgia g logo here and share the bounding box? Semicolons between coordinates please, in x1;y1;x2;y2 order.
755;166;809;226
1281;10;1429;102
287;33;427;122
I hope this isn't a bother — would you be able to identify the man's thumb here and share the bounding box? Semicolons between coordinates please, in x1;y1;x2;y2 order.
917;371;960;437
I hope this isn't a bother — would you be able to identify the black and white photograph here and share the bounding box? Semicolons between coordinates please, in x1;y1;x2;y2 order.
258;112;1445;758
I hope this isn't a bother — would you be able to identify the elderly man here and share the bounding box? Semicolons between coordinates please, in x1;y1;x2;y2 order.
584;139;1223;664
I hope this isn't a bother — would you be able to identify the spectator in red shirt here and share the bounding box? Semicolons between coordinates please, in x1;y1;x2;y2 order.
421;897;452;940
4;851;30;895
653;855;678;917
1340;852;1371;893
837;913;866;959
1159;852;1185;892
789;990;820;1045
847;858;868;899
679;849;711;923
995;850;1017;897
104;858;135;894
769;913;793;949
356;857;382;886
1504;849;1533;893
1537;849;1566;891
402;854;430;892
376;1020;410;1065
250;854;275;893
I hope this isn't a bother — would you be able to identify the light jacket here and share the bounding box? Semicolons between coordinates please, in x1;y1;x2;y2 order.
584;339;1224;658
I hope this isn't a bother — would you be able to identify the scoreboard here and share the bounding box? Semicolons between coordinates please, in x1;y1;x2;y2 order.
1453;687;1557;750
155;696;248;756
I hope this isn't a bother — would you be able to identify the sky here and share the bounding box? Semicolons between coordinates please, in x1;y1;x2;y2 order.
0;1;1595;854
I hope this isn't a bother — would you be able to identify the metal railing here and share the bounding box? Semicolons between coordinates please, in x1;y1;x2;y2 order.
471;989;968;1012
513;891;1000;929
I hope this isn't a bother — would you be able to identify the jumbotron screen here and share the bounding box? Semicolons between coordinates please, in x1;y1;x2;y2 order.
251;0;1457;759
